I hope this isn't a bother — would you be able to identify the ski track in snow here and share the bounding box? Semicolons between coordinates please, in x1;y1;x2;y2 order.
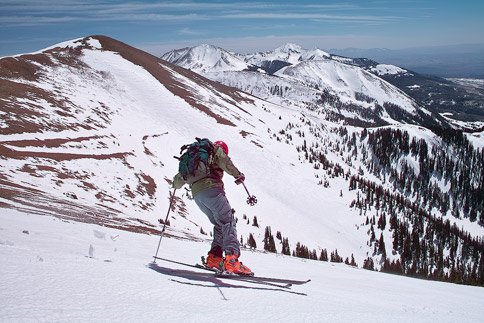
1;209;483;323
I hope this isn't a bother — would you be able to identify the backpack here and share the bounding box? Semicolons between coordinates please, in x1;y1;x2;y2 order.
177;138;215;185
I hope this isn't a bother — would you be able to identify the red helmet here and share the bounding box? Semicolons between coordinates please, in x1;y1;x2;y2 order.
214;141;228;155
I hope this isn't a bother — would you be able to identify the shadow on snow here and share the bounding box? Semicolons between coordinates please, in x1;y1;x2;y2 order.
147;262;307;298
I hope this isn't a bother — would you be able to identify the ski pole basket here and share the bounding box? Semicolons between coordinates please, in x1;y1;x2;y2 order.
242;182;257;206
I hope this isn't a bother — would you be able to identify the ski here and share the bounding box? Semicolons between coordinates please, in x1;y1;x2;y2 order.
152;256;311;287
214;272;311;286
153;256;217;273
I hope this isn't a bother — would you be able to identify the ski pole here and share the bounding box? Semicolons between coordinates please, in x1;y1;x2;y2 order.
242;182;257;206
153;189;177;262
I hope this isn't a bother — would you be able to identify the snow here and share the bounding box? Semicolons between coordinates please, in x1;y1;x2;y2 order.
163;42;427;127
370;64;408;76
447;78;484;88
2;37;484;321
467;130;484;150
2;37;482;255
439;113;484;133
161;44;249;73
86;38;102;49
275;60;417;115
245;43;304;66
1;208;483;323
299;48;331;61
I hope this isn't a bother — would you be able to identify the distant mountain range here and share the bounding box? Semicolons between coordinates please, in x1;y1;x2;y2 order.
162;43;484;127
329;43;484;79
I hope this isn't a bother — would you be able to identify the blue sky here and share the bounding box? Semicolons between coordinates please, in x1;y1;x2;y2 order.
1;0;483;57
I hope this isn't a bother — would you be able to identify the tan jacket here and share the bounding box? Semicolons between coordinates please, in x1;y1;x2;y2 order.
173;146;243;197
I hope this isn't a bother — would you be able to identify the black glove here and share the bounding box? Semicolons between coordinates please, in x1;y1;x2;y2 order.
235;173;245;185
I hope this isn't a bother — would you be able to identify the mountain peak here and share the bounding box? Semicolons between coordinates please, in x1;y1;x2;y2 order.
299;48;331;61
161;44;248;73
194;43;220;51
276;43;304;53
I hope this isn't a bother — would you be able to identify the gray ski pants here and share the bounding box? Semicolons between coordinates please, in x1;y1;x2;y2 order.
194;186;240;256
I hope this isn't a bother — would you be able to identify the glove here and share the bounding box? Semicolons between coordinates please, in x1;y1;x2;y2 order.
234;173;245;185
172;173;185;189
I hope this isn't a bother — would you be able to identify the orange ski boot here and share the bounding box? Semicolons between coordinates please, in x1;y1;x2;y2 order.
206;253;224;271
224;253;253;276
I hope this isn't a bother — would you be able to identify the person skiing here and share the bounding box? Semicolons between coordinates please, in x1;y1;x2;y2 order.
172;140;252;275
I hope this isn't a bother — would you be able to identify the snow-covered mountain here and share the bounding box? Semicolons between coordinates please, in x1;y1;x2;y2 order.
245;43;307;65
238;43;484;127
160;44;251;73
1;35;484;297
162;43;440;128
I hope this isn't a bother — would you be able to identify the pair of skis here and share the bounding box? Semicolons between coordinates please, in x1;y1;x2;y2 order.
152;256;310;289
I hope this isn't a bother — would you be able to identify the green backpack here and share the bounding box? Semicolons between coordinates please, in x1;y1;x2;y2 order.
177;138;215;184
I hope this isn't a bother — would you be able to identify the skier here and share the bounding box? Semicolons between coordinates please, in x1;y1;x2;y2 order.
172;140;252;275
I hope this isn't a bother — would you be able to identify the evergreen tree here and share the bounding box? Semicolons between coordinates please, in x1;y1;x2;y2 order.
295;242;310;259
252;216;259;227
330;249;343;263
319;248;328;261
281;238;291;255
263;226;277;253
378;233;387;260
363;257;375;270
350;254;357;267
247;233;257;249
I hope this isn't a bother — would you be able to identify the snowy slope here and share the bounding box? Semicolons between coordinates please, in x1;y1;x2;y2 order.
1;36;483;289
275;60;417;115
2;208;484;323
0;36;374;264
369;64;409;76
299;47;331;61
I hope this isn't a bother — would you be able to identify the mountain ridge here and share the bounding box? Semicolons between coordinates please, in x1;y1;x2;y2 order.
162;42;447;130
162;42;484;127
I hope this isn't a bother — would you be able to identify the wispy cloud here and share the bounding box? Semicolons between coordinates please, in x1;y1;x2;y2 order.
0;15;80;27
0;1;405;27
179;27;204;35
220;13;401;23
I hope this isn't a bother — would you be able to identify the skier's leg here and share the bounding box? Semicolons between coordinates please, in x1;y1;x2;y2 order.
194;187;240;256
194;190;223;253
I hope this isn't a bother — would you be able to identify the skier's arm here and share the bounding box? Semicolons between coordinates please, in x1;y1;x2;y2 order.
214;148;244;179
